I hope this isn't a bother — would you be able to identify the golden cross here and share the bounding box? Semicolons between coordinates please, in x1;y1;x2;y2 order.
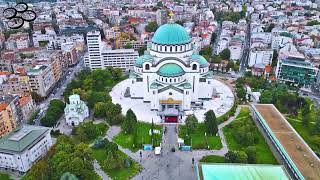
169;11;174;19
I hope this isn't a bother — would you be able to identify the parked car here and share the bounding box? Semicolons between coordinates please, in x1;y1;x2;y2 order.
155;147;161;155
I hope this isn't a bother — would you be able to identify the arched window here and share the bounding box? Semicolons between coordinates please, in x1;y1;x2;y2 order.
145;64;150;70
192;64;197;70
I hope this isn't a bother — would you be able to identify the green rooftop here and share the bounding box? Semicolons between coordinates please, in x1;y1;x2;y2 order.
0;125;50;152
152;23;191;45
191;54;209;67
198;164;290;180
158;63;185;77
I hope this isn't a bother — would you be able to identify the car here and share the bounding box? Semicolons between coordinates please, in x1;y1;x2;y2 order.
154;147;161;155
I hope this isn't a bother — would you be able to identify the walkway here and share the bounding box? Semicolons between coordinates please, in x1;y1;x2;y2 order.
95;106;243;180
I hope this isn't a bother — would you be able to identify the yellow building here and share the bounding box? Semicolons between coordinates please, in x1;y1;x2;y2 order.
0;102;17;137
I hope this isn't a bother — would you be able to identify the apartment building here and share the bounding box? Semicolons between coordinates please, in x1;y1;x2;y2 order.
27;65;55;97
0;95;22;137
248;49;274;67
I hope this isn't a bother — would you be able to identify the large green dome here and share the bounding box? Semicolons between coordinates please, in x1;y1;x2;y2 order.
152;23;191;45
158;63;185;77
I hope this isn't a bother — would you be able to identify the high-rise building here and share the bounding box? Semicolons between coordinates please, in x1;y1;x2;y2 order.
275;56;318;87
86;31;103;69
156;10;167;26
85;31;139;71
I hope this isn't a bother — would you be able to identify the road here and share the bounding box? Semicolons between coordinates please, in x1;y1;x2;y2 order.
239;18;251;73
34;54;85;126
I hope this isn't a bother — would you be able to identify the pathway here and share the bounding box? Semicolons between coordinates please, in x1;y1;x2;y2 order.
95;105;244;180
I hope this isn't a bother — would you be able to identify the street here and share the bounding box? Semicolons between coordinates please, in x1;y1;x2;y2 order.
34;54;85;126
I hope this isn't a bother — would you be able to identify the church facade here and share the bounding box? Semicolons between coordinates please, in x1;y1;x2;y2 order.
129;21;214;122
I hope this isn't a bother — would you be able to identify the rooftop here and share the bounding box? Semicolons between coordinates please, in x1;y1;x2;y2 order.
0;125;50;152
152;23;191;45
252;104;320;180
197;163;290;180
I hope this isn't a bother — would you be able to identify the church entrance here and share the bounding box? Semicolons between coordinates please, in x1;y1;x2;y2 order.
165;116;178;123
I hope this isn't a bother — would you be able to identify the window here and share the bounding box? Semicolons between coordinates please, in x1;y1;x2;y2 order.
145;64;150;70
169;92;172;95
153;91;156;94
192;64;197;70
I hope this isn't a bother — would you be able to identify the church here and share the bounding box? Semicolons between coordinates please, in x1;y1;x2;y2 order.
129;17;214;123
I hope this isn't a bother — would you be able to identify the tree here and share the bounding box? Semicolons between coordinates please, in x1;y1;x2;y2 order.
211;33;217;44
220;49;231;60
24;160;50;180
204;110;218;135
60;172;78;180
93;102;108;118
225;151;237;163
124;43;133;49
313;111;320;134
235;151;248;163
106;103;123;125
175;20;185;26
246;146;257;163
307;20;320;26
151;119;154;145
156;1;163;7
271;50;278;67
145;21;158;33
122;109;137;134
185;115;198;133
265;23;275;32
199;46;213;57
104;151;123;170
138;47;146;56
236;87;246;101
41;99;65;127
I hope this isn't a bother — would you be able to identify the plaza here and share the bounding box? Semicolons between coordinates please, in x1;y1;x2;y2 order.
110;78;234;124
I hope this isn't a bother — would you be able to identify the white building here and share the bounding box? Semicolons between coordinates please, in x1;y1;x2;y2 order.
129;21;214;123
33;29;56;47
248;49;274;67
0;125;52;172
85;31;139;71
64;94;89;126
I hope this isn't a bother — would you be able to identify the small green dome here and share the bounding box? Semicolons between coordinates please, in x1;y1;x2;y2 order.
191;54;209;67
135;54;153;67
152;23;191;45
158;63;185;77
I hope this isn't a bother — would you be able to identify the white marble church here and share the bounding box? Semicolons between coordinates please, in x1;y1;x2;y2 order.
128;18;214;123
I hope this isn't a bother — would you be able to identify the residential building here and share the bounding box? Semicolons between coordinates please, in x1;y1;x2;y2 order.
275;56;318;87
64;94;89;126
0;75;32;95
0;95;22;137
248;49;274;67
156;10;167;26
18;94;36;122
33;29;56;47
0;125;53;172
27;65;55;97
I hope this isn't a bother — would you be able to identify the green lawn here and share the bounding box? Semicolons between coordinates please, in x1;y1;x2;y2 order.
287;118;320;154
114;122;162;152
0;173;11;180
179;123;222;150
200;155;225;163
92;149;141;180
223;107;278;164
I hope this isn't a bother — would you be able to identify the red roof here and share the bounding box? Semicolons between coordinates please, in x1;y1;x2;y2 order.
0;102;8;111
19;96;32;106
265;65;272;73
